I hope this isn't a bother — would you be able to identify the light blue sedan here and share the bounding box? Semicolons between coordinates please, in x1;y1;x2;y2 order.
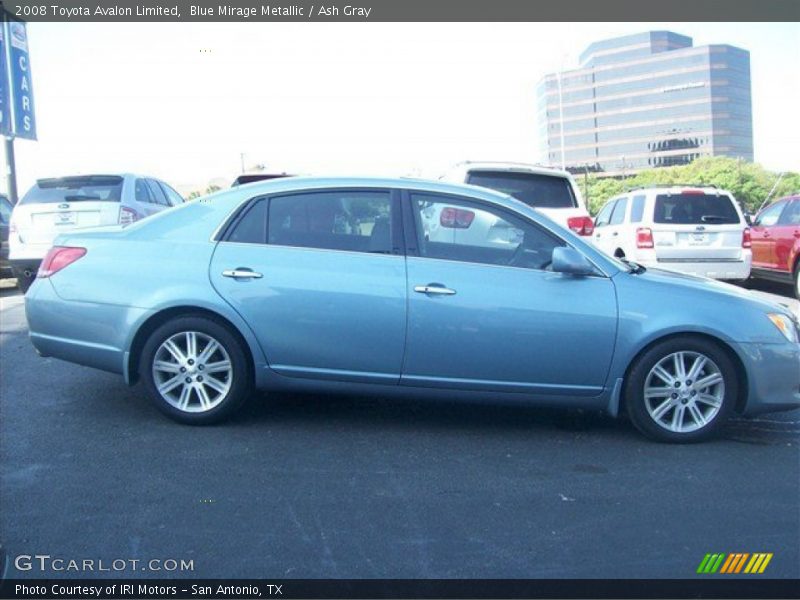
24;177;800;442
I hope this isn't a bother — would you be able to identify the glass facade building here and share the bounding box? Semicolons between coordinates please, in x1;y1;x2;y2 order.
537;31;753;176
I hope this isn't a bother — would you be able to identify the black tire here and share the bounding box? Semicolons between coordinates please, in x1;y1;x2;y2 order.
139;315;252;424
13;267;35;293
624;336;738;443
793;264;799;300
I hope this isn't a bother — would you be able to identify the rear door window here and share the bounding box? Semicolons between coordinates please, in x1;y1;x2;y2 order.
465;171;577;209
20;176;124;205
134;178;155;204
227;199;267;244
609;197;628;225
594;200;616;227
630;195;646;223
146;179;169;206
267;191;394;254
159;182;184;206
654;193;740;225
0;198;11;223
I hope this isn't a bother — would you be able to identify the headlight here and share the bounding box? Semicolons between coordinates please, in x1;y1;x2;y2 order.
767;313;800;343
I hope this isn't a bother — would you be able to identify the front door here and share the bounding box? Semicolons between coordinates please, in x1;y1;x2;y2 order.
402;191;617;396
751;200;786;270
210;189;407;384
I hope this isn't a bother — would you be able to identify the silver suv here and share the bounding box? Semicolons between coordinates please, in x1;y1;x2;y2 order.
9;174;184;291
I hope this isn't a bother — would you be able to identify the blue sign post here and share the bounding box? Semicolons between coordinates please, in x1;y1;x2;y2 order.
1;15;37;203
6;20;36;140
0;26;11;137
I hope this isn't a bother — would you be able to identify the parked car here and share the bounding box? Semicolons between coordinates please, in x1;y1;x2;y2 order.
592;185;752;282
0;194;12;279
439;162;595;236
749;195;800;299
24;177;799;442
9;174;183;292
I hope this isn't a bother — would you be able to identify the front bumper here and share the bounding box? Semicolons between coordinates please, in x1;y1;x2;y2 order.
733;341;800;415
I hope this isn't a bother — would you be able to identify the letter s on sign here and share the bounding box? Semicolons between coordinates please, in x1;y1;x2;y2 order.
15;555;32;570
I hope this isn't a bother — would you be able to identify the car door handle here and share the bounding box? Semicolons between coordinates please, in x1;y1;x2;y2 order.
222;269;263;280
763;231;771;238
414;284;456;296
612;231;619;236
794;230;800;238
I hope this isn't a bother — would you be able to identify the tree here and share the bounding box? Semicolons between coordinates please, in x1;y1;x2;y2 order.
582;157;799;215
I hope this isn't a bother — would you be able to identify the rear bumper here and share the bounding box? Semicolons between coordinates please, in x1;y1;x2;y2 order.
733;341;800;415
25;277;149;376
641;257;751;280
10;258;41;277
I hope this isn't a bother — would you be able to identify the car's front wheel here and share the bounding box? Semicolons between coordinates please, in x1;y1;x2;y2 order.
140;315;252;424
625;337;737;443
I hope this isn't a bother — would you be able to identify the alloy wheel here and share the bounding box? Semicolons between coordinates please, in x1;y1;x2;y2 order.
152;331;233;413
643;351;725;433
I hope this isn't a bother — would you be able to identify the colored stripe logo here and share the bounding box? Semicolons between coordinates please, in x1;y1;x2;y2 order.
697;553;773;574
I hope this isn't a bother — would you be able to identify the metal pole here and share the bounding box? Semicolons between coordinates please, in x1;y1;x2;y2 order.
4;136;18;204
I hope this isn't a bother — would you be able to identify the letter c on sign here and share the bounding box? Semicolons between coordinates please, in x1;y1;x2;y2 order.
15;555;32;570
19;56;27;71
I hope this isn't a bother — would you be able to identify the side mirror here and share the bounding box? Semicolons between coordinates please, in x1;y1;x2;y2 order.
552;246;595;276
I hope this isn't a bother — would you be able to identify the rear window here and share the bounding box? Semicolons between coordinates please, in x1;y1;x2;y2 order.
466;171;577;209
21;176;124;205
653;193;740;225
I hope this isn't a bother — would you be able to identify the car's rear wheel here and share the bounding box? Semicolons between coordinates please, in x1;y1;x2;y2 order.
140;315;251;424
625;337;737;443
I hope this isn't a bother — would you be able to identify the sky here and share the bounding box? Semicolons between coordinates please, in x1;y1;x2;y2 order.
2;21;799;195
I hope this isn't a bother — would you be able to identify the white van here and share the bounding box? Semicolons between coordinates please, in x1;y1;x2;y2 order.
592;185;752;281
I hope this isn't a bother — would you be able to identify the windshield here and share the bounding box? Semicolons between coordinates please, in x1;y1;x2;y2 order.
21;176;124;205
466;171;577;209
654;193;740;225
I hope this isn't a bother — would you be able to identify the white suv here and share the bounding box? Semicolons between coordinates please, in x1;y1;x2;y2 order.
9;173;183;291
438;162;594;236
592;185;752;281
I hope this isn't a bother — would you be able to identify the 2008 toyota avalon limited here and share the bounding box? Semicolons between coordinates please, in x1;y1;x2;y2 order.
24;177;800;442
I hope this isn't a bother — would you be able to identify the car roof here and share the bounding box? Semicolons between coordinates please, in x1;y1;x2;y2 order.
446;161;574;179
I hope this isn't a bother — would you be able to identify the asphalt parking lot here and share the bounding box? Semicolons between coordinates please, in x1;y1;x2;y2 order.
1;279;798;580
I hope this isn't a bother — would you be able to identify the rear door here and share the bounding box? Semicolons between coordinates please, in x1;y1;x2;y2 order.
210;188;408;383
12;175;124;249
750;200;786;269
592;198;617;254
605;196;628;254
650;192;745;262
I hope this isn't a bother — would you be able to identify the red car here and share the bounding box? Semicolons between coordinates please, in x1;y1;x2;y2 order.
750;194;800;298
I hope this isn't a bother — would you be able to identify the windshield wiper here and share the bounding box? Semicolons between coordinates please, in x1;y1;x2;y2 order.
63;194;103;201
619;257;646;274
700;215;727;223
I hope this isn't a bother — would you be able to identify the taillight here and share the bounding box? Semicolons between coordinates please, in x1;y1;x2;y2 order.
636;227;654;249
119;206;140;225
38;246;87;278
742;227;752;249
440;207;475;228
567;216;595;236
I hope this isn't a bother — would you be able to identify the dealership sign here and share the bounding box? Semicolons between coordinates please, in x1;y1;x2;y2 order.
0;19;37;139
